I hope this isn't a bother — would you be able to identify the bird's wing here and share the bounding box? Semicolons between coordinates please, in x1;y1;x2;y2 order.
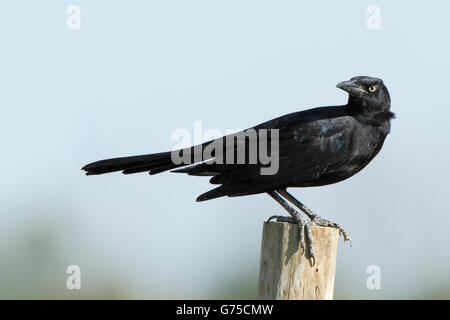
185;114;357;201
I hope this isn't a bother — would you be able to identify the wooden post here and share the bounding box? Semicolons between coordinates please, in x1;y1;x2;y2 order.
257;221;339;300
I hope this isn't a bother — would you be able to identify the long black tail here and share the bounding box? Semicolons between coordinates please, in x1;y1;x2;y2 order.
82;151;176;175
81;142;214;176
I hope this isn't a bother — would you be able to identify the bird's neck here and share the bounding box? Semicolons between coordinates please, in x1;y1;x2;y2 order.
346;99;395;127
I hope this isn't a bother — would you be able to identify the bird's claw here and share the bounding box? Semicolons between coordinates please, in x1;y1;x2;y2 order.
268;215;315;265
268;213;352;264
310;215;352;246
296;218;316;265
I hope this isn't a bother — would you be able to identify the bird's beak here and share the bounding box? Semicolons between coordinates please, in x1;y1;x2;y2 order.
336;80;366;97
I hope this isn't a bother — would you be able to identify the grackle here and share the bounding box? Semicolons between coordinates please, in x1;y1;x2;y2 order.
82;76;395;263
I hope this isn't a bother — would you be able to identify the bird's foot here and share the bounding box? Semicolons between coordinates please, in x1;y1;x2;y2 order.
310;215;352;245
267;215;315;265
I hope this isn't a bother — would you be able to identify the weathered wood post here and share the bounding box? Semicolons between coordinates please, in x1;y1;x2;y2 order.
257;221;339;300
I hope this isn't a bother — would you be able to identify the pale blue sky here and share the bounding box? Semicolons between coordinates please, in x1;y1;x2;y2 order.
1;1;449;298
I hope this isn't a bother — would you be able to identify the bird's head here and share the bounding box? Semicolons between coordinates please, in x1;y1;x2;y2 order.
336;76;391;113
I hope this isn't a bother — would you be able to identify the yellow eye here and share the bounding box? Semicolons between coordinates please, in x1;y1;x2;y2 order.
369;85;377;92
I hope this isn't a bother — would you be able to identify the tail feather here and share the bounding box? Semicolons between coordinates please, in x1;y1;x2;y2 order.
82;138;220;176
82;140;216;176
82;151;177;175
82;140;237;201
196;186;228;202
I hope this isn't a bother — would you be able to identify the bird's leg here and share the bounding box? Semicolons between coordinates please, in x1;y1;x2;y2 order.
277;189;316;220
277;189;352;244
267;191;315;263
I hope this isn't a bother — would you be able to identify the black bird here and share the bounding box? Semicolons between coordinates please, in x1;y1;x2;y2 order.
82;76;394;262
